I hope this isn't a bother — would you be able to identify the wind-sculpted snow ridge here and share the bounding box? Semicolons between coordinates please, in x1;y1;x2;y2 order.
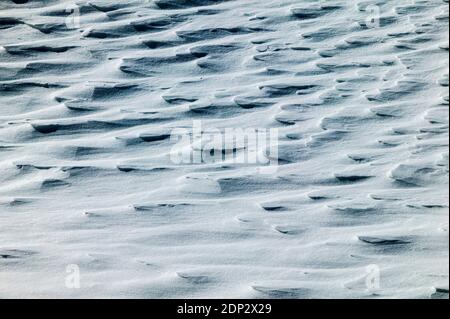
0;0;448;298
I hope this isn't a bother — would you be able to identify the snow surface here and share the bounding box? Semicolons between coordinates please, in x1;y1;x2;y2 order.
0;0;448;298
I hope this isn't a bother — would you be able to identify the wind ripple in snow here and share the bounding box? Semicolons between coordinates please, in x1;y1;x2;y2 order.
0;0;448;298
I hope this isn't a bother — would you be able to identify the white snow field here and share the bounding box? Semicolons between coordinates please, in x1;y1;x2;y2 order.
0;0;448;298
